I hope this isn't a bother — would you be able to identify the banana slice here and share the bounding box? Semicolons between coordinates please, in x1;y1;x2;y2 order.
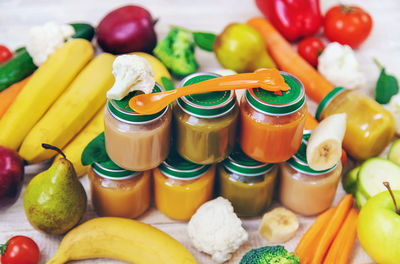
258;207;299;243
307;113;347;171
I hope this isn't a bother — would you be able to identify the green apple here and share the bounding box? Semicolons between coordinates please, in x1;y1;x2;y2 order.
214;23;276;73
342;166;360;195
358;190;400;264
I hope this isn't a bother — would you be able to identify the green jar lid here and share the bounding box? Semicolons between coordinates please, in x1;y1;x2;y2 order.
223;145;274;176
92;159;141;180
107;83;168;124
159;151;211;180
245;72;306;116
315;87;345;121
176;73;236;118
288;132;338;175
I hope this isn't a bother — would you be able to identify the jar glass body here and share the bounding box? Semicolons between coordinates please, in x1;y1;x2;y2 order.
279;162;342;216
173;104;238;164
104;106;172;171
153;166;215;220
239;96;307;163
320;90;395;160
217;164;277;217
89;168;151;218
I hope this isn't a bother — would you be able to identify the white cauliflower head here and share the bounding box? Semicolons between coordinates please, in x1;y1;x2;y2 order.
188;197;248;263
318;42;366;90
107;54;155;100
26;22;75;66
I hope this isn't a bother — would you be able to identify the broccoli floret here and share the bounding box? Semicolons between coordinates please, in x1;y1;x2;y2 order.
153;27;198;78
240;245;300;264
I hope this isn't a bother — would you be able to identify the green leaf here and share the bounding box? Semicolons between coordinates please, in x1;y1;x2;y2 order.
375;66;399;104
161;76;175;91
81;132;109;166
193;32;217;52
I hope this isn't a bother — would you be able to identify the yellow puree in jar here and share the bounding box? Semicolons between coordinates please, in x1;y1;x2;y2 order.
153;166;215;221
320;90;395;160
218;165;277;217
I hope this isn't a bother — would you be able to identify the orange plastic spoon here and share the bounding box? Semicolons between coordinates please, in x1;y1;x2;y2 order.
129;68;289;115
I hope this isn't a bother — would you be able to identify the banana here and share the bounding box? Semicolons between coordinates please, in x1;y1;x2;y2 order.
19;53;114;163
306;113;347;171
0;39;93;150
55;106;104;177
46;217;198;264
258;207;299;243
132;52;171;84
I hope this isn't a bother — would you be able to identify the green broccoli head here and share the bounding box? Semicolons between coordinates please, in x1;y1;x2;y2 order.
240;245;300;264
153;27;198;79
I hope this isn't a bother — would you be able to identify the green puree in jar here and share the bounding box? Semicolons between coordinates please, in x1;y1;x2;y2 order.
217;146;277;217
173;73;239;164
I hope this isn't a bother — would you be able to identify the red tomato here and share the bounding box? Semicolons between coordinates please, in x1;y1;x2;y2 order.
324;5;373;48
0;45;12;63
0;236;40;264
297;37;325;67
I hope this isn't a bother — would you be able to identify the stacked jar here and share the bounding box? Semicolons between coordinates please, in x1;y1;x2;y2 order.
89;83;172;219
279;132;342;216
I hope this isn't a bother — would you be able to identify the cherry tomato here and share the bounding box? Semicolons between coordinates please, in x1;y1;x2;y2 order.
297;37;325;67
324;5;373;49
0;45;13;63
0;236;40;264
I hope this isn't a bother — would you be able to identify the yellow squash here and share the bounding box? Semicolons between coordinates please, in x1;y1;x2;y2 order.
0;39;94;150
131;52;171;84
19;53;114;163
56;106;104;177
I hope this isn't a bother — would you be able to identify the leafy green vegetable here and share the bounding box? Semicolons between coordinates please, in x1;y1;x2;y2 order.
161;76;175;91
81;132;109;166
375;59;399;104
193;32;217;52
240;245;300;264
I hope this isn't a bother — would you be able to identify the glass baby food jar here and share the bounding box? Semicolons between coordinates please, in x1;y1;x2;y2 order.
153;151;215;220
104;83;172;171
89;160;151;218
239;72;307;163
279;133;342;216
173;73;239;164
316;87;395;160
217;146;277;217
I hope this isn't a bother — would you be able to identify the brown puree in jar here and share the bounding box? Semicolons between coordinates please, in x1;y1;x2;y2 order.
104;84;172;171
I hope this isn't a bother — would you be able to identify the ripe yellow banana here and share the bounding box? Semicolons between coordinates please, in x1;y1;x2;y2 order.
46;217;198;264
0;39;93;150
131;52;171;84
19;53;114;163
56;106;104;177
307;113;347;170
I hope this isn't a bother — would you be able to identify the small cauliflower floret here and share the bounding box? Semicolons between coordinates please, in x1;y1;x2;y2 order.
388;93;400;135
107;55;155;100
26;22;75;66
318;42;366;90
188;197;248;263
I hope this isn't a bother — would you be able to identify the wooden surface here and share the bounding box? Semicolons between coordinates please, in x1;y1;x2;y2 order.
1;0;400;263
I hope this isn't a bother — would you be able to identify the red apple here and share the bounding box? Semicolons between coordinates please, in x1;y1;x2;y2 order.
97;5;157;54
0;146;24;208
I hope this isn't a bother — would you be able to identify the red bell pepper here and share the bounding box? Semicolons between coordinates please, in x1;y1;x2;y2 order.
255;0;323;41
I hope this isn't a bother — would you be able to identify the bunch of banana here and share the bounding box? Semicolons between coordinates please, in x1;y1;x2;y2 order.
47;217;198;264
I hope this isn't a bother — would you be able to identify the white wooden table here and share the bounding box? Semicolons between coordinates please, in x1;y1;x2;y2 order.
1;0;400;263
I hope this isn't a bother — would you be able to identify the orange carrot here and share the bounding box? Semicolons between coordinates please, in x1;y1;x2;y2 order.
312;194;354;264
295;207;335;264
323;208;358;264
0;76;30;119
305;112;319;130
247;17;334;103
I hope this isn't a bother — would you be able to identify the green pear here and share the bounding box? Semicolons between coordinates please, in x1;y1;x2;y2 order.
214;23;276;73
23;144;87;235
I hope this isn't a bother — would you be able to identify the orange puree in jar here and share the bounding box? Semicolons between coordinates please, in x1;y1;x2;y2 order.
239;72;307;163
89;161;151;218
153;152;215;221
